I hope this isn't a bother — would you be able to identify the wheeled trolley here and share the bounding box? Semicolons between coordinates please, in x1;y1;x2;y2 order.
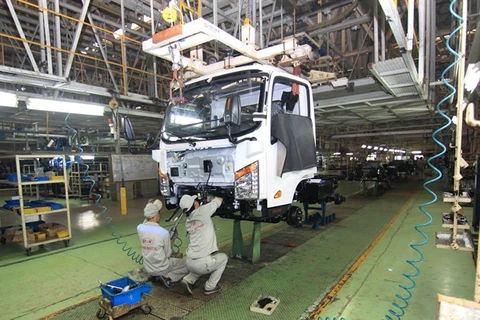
96;277;152;320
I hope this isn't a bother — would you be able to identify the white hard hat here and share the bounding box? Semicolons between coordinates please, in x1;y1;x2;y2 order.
179;194;197;211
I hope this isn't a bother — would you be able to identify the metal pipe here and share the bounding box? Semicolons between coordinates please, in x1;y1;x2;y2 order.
280;0;283;39
252;0;256;34
425;0;431;90
150;0;158;98
213;0;218;26
41;0;53;74
259;0;263;48
54;0;62;76
377;6;386;61
465;103;480;127
37;0;46;69
121;0;128;96
6;0;39;72
64;0;91;79
233;0;243;39
406;0;414;51
429;0;436;103
330;129;432;139
418;0;425;84
373;0;379;63
452;0;469;246
266;0;276;47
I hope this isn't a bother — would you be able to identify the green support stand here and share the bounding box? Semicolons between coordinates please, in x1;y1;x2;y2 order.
248;222;262;263
231;220;246;259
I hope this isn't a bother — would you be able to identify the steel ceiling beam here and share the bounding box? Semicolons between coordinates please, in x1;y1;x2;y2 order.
86;11;120;92
5;0;39;72
64;0;91;79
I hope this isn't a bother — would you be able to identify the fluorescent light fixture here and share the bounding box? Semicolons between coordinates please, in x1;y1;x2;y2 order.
27;98;105;116
411;150;422;154
131;23;141;31
0;91;18;108
346;152;353;156
373;146;379;150
367;145;372;149
333;152;341;155
69;155;95;162
361;144;367;148
388;149;394;152
379;147;384;151
113;29;124;40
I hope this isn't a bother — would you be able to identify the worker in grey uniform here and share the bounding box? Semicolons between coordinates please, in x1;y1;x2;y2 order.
137;199;191;287
179;194;228;295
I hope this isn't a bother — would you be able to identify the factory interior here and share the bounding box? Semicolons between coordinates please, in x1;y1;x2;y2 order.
0;0;479;319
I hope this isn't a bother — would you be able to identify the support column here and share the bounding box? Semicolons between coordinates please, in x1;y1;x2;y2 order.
41;0;53;74
373;0;379;63
231;220;246;259
120;0;128;96
54;0;62;76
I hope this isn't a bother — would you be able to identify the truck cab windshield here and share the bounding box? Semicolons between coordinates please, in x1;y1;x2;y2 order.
163;71;265;143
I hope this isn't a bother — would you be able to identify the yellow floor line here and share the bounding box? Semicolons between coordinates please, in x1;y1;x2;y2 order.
39;294;102;320
307;191;418;320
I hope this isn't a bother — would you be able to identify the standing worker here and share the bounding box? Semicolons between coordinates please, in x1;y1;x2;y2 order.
417;157;426;181
137;199;190;288
179;194;228;295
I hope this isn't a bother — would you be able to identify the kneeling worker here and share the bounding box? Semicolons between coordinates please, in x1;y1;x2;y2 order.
179;194;228;295
137;199;190;287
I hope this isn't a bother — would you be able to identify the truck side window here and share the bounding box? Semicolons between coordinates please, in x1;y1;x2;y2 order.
270;80;309;117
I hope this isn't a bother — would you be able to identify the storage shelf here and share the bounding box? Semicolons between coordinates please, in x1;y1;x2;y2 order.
443;197;471;203
25;236;70;248
442;223;470;230
0;179;66;186
24;208;68;216
6;154;72;254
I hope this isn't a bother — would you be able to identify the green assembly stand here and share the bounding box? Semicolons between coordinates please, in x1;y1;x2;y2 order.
231;220;262;263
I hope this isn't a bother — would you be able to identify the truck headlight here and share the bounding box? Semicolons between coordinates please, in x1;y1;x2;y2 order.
159;169;171;196
235;161;259;199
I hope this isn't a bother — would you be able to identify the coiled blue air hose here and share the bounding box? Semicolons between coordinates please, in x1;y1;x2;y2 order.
64;114;143;264
317;1;462;319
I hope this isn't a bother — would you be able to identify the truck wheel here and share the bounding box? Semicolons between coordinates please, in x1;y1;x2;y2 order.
287;206;303;226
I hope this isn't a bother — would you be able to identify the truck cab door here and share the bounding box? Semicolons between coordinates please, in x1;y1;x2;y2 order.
265;75;316;207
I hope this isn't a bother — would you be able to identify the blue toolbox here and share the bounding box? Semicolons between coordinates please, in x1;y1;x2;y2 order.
96;277;152;319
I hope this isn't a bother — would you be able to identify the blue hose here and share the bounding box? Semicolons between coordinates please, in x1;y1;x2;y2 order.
317;2;462;319
64;114;143;265
382;1;460;319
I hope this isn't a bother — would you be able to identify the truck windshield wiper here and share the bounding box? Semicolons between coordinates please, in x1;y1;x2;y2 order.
165;132;198;147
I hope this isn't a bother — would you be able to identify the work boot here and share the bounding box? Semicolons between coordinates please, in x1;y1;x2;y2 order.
182;279;194;295
204;285;221;295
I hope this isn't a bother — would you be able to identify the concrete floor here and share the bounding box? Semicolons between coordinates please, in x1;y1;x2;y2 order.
0;179;476;320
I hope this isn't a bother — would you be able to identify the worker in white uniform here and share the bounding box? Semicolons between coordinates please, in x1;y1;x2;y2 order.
137;199;191;288
179;194;228;295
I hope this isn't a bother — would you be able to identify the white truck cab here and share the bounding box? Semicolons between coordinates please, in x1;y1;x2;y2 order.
153;65;343;224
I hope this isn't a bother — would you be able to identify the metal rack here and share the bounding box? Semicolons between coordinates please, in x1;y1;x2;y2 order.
1;155;71;255
69;160;110;200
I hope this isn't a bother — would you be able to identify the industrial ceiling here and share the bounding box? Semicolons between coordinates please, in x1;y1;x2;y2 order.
0;0;478;154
